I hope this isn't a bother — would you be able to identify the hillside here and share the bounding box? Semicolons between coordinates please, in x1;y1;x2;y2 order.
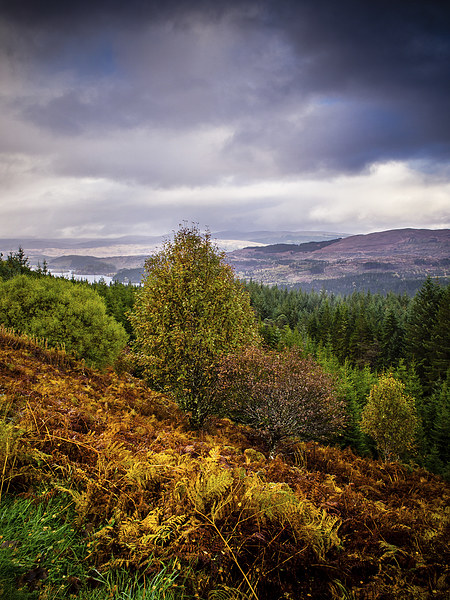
0;230;348;282
0;328;449;599
227;228;450;293
0;231;347;262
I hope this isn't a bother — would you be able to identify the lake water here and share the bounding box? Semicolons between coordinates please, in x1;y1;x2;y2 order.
49;271;115;285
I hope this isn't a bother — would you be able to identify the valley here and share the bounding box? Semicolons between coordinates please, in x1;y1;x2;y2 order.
1;228;448;294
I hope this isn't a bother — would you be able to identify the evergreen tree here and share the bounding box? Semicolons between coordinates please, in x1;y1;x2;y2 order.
430;284;450;382
429;370;450;477
92;279;136;336
0;247;33;280
380;309;405;368
331;303;350;362
405;277;443;386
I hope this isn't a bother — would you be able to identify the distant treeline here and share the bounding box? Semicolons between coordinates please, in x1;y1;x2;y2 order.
285;271;450;296
244;279;448;375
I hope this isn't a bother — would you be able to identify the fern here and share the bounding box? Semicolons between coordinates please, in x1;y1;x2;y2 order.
189;464;233;514
242;474;341;559
208;584;253;600
145;514;188;546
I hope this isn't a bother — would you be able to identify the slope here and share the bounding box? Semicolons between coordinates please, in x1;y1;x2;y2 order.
0;327;449;599
227;228;450;293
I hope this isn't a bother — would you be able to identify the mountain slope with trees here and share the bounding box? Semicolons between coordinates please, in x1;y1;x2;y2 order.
0;327;449;599
245;276;450;478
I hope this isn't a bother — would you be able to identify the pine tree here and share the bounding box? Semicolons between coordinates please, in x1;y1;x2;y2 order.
380;309;405;368
431;372;450;468
405;277;443;386
0;247;32;280
430;284;450;382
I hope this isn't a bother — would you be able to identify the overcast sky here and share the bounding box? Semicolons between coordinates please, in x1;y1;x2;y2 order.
0;0;449;239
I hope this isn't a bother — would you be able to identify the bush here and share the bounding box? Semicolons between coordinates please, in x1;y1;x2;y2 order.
0;275;128;368
216;347;347;452
361;373;418;461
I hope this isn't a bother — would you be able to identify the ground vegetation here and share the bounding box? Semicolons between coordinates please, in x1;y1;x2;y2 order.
0;328;448;599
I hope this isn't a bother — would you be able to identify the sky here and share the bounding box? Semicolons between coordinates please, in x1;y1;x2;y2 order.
0;0;449;239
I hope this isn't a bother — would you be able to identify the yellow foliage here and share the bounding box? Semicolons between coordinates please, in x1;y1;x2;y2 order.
1;327;449;600
187;448;234;514
242;474;341;559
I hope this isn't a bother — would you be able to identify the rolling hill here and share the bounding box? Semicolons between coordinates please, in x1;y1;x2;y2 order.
226;228;450;294
1;228;448;293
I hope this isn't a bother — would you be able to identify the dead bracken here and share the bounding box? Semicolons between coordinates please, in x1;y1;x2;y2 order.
0;327;449;599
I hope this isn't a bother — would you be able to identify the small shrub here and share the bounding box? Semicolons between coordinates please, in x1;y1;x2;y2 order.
215;347;347;452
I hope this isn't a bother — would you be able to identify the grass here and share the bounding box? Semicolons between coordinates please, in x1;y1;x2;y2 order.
0;492;185;599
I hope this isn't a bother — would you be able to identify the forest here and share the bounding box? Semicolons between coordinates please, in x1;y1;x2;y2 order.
0;234;449;599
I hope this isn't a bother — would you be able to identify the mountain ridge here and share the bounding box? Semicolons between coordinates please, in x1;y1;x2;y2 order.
226;228;449;294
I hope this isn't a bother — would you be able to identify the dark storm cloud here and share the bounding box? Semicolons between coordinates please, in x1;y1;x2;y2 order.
272;0;450;167
2;0;449;178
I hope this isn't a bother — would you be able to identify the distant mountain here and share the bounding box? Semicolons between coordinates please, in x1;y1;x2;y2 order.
0;235;165;251
0;230;348;260
241;239;341;253
2;228;448;294
0;231;349;279
49;255;117;275
227;228;450;295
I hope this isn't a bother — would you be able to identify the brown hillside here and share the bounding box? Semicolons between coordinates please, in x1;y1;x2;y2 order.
315;228;450;256
227;228;450;288
0;328;449;599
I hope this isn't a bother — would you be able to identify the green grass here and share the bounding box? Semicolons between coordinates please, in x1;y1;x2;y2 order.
0;492;186;599
76;567;182;600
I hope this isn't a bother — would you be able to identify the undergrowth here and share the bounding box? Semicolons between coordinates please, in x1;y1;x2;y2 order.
0;327;449;599
0;493;185;599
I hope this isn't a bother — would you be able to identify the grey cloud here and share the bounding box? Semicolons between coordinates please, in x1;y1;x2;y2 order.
1;0;449;185
14;14;295;135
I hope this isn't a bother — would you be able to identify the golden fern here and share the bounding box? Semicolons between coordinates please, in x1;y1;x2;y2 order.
208;584;253;600
145;513;188;546
188;464;233;514
125;461;158;488
53;484;92;524
242;474;341;560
